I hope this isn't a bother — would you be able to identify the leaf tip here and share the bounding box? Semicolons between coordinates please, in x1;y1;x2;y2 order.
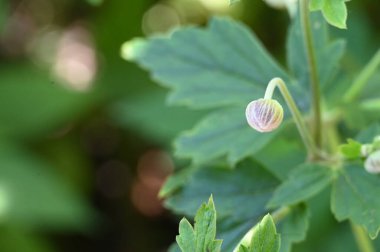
120;38;146;61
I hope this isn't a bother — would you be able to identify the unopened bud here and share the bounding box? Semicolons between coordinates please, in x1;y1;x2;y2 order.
245;98;284;133
364;150;380;174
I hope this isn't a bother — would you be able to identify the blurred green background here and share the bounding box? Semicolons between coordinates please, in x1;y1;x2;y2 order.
0;0;379;251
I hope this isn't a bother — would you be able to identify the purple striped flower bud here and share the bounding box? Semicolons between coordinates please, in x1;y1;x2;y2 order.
245;98;284;133
364;150;380;174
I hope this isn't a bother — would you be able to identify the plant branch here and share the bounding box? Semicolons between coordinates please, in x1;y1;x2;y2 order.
265;78;319;158
344;49;380;102
350;223;375;252
299;0;322;151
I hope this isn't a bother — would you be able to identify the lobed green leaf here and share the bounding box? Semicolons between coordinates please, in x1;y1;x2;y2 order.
122;17;291;109
331;164;380;239
175;107;281;165
176;196;222;252
268;163;335;208
340;139;362;159
250;214;280;252
309;0;349;29
165;159;280;250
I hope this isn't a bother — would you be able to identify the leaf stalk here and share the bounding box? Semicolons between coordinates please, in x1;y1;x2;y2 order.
350;223;375;252
264;77;320;159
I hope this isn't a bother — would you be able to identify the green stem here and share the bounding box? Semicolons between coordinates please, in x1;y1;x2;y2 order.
299;0;322;151
350;223;375;252
264;77;319;158
344;49;380;102
271;206;291;223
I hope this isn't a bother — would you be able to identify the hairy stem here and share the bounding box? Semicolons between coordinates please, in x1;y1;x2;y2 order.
351;223;375;252
265;78;319;158
344;49;380;102
299;0;322;151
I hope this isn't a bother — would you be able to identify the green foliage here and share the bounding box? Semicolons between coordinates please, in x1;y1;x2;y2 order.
124;1;380;251
309;0;349;29
331;164;380;239
340;139;362;159
238;214;280;252
175;107;281;165
277;205;309;252
122;17;290;109
176;196;223;252
287;11;346;95
164;159;279;250
122;17;295;165
268;164;335;208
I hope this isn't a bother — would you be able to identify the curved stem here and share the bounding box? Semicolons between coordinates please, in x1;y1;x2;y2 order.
344;49;380;102
299;0;322;150
265;78;319;158
350;223;375;252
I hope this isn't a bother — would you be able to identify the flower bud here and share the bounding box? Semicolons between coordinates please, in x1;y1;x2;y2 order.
361;144;373;158
364;150;380;174
245;98;284;132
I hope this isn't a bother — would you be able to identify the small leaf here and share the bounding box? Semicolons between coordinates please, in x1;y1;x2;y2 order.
250;214;281;252
309;0;348;29
268;164;334;208
238;245;250;252
176;196;222;252
339;139;362;159
177;218;196;252
235;205;309;252
164;159;280;250
331;164;380;239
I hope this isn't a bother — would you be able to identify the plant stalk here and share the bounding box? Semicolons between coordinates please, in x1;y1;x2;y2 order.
350;223;375;252
299;0;322;152
344;49;380;102
264;77;319;158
